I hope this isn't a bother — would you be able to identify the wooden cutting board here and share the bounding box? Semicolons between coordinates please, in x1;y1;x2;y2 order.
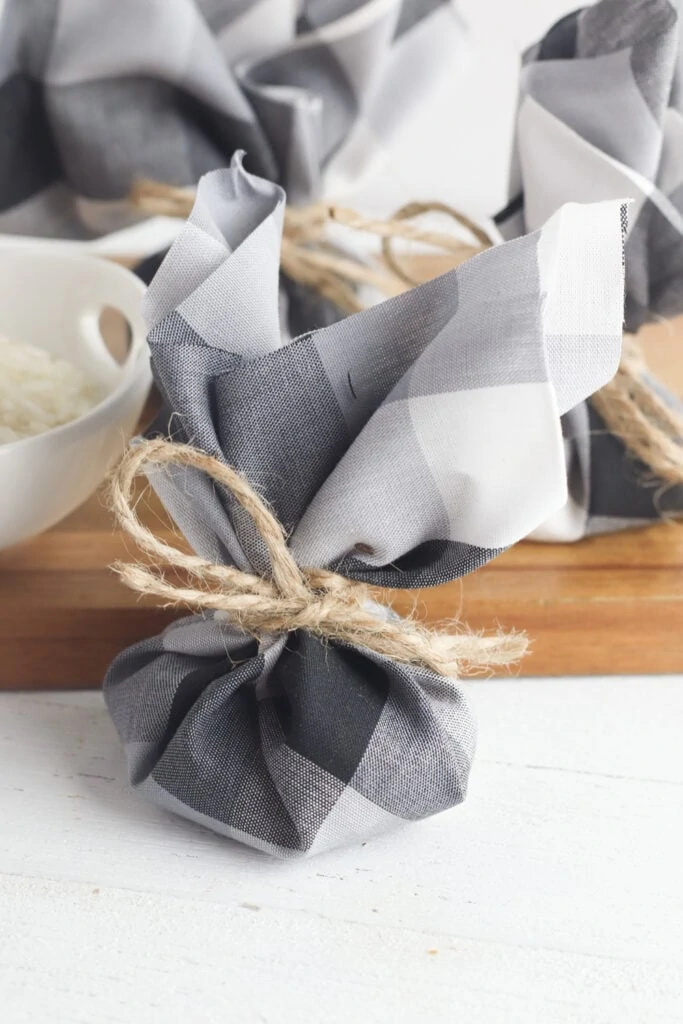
2;482;682;688
2;314;683;689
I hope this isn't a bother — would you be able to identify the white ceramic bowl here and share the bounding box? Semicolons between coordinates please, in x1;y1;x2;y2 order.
0;241;151;549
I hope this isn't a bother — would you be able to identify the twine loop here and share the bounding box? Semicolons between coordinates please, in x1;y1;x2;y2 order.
130;179;495;314
109;439;526;677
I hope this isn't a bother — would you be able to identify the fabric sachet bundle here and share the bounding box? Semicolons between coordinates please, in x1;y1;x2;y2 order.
104;156;627;857
0;0;462;238
497;0;683;539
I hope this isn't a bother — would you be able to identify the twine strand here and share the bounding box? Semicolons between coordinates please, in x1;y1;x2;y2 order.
109;439;526;676
381;200;494;285
591;336;683;485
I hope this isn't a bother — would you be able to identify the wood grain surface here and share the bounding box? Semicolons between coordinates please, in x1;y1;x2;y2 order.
2;474;683;688
2;305;683;688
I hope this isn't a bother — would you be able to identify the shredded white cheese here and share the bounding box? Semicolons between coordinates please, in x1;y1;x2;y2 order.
0;336;101;445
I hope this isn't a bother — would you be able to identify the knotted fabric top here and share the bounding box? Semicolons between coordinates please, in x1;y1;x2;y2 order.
497;0;683;543
498;0;683;330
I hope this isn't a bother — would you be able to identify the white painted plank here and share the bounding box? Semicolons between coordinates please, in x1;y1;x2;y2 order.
1;679;682;1023
2;873;682;1024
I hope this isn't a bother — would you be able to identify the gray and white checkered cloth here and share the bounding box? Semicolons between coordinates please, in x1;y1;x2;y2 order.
0;0;460;238
104;157;627;857
497;0;683;540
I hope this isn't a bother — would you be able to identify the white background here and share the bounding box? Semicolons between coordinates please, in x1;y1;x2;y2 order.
336;0;578;217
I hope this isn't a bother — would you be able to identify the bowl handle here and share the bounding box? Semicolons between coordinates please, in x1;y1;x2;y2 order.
77;258;148;385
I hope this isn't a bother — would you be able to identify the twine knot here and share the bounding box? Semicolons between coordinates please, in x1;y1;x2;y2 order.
109;439;526;678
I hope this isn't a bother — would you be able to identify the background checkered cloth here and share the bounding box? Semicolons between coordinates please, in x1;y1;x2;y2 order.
496;0;683;540
0;0;460;238
104;157;627;857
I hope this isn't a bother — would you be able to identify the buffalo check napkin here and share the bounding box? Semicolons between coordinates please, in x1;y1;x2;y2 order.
104;157;627;857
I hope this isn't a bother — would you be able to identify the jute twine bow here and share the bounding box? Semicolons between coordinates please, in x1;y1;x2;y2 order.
129;179;683;488
109;438;527;677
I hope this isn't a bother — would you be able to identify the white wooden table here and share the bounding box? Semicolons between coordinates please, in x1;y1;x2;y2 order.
1;677;682;1024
